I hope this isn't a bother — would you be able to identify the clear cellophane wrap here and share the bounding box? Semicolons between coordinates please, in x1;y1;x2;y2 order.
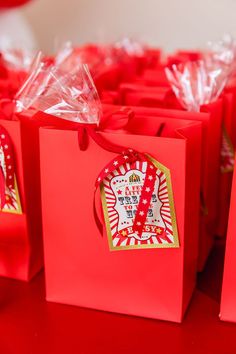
15;52;101;125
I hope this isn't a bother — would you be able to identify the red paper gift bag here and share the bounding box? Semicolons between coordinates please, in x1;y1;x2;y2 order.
116;66;225;266
0;116;43;280
40;112;202;322
220;162;236;322
118;82;233;240
103;102;222;271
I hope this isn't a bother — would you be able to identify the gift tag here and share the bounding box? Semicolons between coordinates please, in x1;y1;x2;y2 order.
221;129;235;173
101;158;179;250
0;126;22;214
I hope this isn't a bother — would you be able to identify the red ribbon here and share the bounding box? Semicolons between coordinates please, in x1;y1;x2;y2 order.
78;125;157;237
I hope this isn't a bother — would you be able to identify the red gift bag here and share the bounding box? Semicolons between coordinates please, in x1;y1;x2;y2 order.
220;162;236;322
115;60;227;268
118;82;232;240
40;112;202;322
0;115;43;280
103;102;222;270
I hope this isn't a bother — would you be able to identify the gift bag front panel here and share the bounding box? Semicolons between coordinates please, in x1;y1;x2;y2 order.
40;127;188;321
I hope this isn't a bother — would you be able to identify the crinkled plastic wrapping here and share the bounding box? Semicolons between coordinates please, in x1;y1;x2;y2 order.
2;48;33;71
0;36;34;71
165;60;229;111
207;34;236;68
206;34;236;87
15;52;101;125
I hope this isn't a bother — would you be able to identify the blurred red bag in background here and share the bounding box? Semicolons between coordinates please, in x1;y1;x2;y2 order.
0;113;43;281
0;50;44;281
103;101;221;271
220;163;236;322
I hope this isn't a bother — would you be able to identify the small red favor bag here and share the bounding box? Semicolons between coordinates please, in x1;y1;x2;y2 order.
103;99;222;271
0;51;46;281
165;60;232;265
116;76;232;243
0;49;104;281
40;115;202;323
26;60;202;322
0;112;43;281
